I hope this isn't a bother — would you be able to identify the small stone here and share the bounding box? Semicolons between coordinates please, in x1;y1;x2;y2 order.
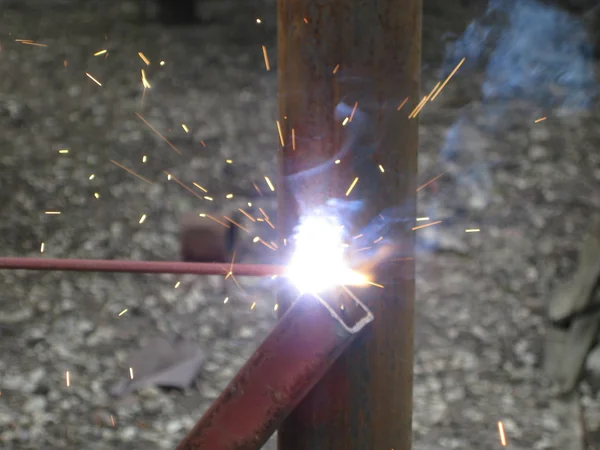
529;144;548;160
165;419;183;434
23;396;46;414
237;326;256;339
585;345;600;379
119;426;137;440
530;125;550;141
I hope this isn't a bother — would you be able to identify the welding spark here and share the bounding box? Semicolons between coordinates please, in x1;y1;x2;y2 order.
224;216;248;233
264;176;275;191
286;214;367;294
85;72;102;86
94;49;107;56
412;220;442;231
138;52;150;65
141;69;151;89
409;82;442;118
349;102;359;122
430;57;465;101
497;421;507;446
345;177;359;196
535;117;547;123
276;120;284;146
262;46;270;71
110;160;153;185
65;371;70;387
18;40;47;47
397;97;409;111
239;208;256;222
164;172;204;200
416;172;445;192
118;309;128;316
408;96;428;119
58;149;69;154
135;113;181;154
40;242;45;253
465;228;480;233
193;182;207;192
291;128;296;150
129;368;134;379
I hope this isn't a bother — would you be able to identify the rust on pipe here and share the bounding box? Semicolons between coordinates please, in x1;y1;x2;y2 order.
0;257;284;277
174;291;374;450
277;0;421;449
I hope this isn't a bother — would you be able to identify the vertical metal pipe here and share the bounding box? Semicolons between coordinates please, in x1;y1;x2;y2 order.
277;0;421;449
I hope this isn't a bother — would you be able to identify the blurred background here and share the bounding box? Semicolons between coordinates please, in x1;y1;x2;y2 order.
0;0;600;449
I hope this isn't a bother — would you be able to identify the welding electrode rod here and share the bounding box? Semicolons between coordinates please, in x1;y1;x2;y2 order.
0;257;284;277
174;294;373;450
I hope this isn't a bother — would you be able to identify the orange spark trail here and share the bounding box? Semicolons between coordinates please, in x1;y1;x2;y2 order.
224;216;249;233
85;72;102;86
497;421;507;446
110;160;153;184
430;57;466;101
416;173;445;192
276;120;284;147
346;177;359;196
238;208;256;222
412;220;442;231
205;215;231;228
262;45;270;71
349;102;359;122
163;171;204;200
135;113;181;155
396;97;409;111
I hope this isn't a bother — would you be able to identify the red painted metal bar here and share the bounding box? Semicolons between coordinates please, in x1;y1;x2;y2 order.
174;292;374;450
0;257;284;277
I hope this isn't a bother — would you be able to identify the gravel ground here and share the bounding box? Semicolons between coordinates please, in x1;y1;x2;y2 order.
1;1;600;449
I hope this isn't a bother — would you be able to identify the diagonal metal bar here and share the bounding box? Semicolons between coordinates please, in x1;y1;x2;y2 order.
174;292;374;450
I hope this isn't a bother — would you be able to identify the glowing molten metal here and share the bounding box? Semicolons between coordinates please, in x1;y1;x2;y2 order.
286;214;367;294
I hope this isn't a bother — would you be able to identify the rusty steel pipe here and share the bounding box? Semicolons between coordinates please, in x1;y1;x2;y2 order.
277;0;421;448
0;257;284;277
174;292;374;450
